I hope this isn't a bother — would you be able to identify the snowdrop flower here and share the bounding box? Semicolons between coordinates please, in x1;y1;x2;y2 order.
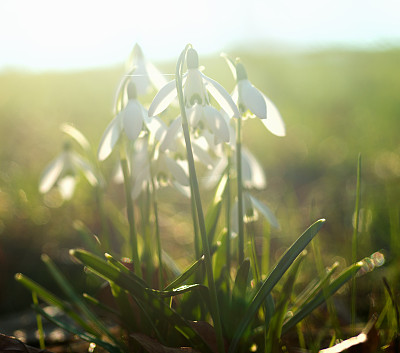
231;191;280;235
148;48;240;143
230;61;286;137
130;136;189;199
204;146;266;190
39;142;98;200
98;82;147;161
125;43;168;96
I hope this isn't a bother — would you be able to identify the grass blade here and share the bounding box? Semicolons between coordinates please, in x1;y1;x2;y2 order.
282;261;362;334
71;249;214;353
228;219;325;353
164;256;205;291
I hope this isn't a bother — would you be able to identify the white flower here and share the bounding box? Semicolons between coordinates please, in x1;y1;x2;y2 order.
231;62;286;137
231;191;280;235
204;146;266;190
39;142;98;200
98;82;146;161
126;43;168;96
148;48;240;125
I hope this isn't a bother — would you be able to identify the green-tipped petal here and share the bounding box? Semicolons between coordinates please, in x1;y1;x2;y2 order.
238;79;267;119
123;100;144;141
261;93;286;136
148;79;178;117
97;114;122;161
202;73;240;118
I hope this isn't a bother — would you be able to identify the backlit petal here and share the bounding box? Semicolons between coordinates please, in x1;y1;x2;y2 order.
242;147;266;189
164;156;189;186
203;74;240;118
97;114;122;161
58;176;76;200
261;93;286;136
123;100;144;141
39;154;65;193
160;116;182;152
148;79;177;117
238;79;267;119
203;106;230;144
72;154;99;186
248;194;280;229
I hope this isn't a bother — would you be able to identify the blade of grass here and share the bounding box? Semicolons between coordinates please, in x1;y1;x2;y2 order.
71;249;214;353
352;153;362;331
164;256;205;291
228;219;325;353
282;261;362;334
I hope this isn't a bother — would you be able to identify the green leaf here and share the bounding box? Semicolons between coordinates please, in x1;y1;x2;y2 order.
71;249;214;353
32;304;122;353
266;251;306;352
164;256;205;291
41;254;120;347
15;273;95;335
282;261;362;333
228;219;326;353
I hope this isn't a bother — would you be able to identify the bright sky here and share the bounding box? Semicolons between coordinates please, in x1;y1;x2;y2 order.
1;0;399;71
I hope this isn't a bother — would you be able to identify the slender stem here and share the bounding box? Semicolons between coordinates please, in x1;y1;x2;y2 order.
351;153;362;331
175;45;224;353
225;153;232;280
32;292;46;350
151;177;163;288
190;170;201;260
121;155;141;277
236;116;245;265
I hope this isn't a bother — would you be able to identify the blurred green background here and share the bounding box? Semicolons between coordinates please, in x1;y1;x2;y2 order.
0;48;399;317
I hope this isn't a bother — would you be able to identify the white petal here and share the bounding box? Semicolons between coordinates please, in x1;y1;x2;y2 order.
187;104;203;127
72;154;99;187
248;194;280;229
239;80;267;119
191;139;214;167
261;93;286;136
131;167;150;200
203;155;228;189
202;74;240;118
184;69;208;105
144;116;167;143
242;147;266;189
39;154;66;193
164;156;189;186
148;79;177;117
58;175;76;200
171;181;191;198
160;116;182;152
203;106;230;144
123;100;144;141
97;114;122;161
145;61;168;91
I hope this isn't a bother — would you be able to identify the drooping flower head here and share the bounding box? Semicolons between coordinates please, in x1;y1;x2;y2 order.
148;47;240;144
225;56;286;137
98;81;147;161
39;141;99;200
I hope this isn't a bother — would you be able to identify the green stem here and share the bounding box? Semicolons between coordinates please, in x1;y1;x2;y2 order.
151;177;163;288
120;156;141;278
236;116;245;265
32;292;46;350
225;153;232;280
351;153;362;331
175;45;224;353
